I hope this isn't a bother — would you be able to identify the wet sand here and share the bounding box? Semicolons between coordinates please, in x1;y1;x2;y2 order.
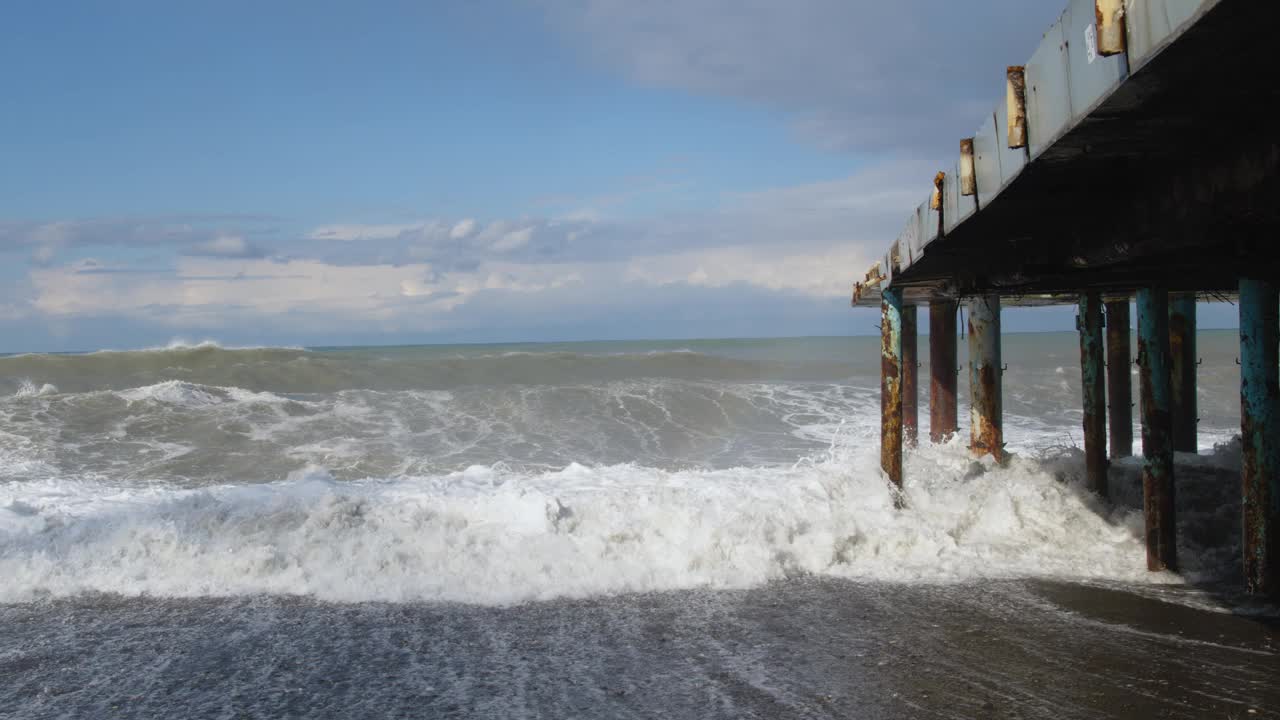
2;579;1276;719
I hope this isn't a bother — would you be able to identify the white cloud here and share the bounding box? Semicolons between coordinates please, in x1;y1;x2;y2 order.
449;218;477;240
491;227;533;253
184;235;263;258
307;222;437;242
10;158;927;343
537;0;1062;153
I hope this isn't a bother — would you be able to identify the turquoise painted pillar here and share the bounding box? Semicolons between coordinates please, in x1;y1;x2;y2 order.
1240;278;1279;598
1137;288;1177;572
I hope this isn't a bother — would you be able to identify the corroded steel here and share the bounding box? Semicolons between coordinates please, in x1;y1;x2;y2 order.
1240;278;1278;598
968;295;1003;462
902;305;919;448
1095;0;1127;56
1169;294;1198;453
1105;298;1133;458
1006;66;1027;149
1078;292;1108;497
959;139;976;196
881;288;904;497
1137;288;1177;572
929;300;959;443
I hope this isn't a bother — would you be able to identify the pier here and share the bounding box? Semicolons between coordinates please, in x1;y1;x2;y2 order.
852;0;1279;597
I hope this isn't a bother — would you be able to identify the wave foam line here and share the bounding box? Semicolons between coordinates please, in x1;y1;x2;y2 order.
0;446;1159;605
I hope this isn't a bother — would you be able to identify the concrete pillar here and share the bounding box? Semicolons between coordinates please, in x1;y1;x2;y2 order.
1169;294;1198;453
881;288;904;497
1137;288;1177;572
929;300;959;443
1105;298;1133;458
1078;292;1108;497
1240;278;1278;598
967;294;1003;462
902;305;919;448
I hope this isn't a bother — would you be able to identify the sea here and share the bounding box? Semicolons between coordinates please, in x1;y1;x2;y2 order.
1;332;1277;718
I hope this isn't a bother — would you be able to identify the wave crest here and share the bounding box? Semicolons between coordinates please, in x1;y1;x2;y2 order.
0;445;1174;605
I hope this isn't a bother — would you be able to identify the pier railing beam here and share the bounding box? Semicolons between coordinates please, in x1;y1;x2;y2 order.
1137;288;1177;572
967;294;1003;462
1240;278;1278;598
929;300;959;443
1105;298;1134;458
1078;292;1108;497
1169;294;1198;453
903;305;919;448
881;288;904;499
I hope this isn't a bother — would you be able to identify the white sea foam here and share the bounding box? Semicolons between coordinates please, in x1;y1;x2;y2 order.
13;379;58;397
116;381;291;407
0;441;1173;605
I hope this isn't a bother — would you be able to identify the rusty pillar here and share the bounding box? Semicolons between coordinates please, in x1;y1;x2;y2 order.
902;305;919;448
1169;294;1198;453
1105;298;1133;458
1240;278;1279;598
881;288;904;499
929;300;958;443
1078;292;1108;497
967;295;1003;462
1137;288;1177;572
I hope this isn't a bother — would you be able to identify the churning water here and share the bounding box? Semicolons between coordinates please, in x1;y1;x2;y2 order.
2;333;1276;718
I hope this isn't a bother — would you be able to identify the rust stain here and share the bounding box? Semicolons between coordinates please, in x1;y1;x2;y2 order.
1006;66;1028;149
1095;0;1127;56
967;296;1004;464
930;171;945;211
972;364;1004;463
902;305;919;448
959;139;976;197
880;306;903;498
1137;321;1177;572
929;300;958;443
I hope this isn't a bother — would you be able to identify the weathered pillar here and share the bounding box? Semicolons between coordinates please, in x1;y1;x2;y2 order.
1105;298;1133;459
929;299;959;443
881;288;904;496
968;294;1003;462
1169;294;1198;453
902;305;919;448
1240;278;1278;597
1078;292;1108;497
1137;288;1177;571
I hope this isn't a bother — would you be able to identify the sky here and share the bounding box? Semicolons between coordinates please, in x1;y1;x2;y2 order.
0;0;1239;352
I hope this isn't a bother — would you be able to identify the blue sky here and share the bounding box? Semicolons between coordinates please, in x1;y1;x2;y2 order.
0;0;1238;351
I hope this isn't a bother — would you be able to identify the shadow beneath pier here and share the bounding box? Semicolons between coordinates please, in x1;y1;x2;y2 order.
1041;436;1280;625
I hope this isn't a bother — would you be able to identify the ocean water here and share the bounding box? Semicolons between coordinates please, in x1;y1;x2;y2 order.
2;332;1277;718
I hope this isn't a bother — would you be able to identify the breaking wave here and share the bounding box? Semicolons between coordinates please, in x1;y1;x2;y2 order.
0;442;1184;605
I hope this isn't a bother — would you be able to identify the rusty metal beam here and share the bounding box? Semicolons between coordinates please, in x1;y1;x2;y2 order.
1137;288;1177;572
929;300;959;443
1105;298;1133;458
902;305;919;448
1169;294;1198;453
881;288;904;500
1240;277;1279;598
968;295;1003;462
1079;292;1108;497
